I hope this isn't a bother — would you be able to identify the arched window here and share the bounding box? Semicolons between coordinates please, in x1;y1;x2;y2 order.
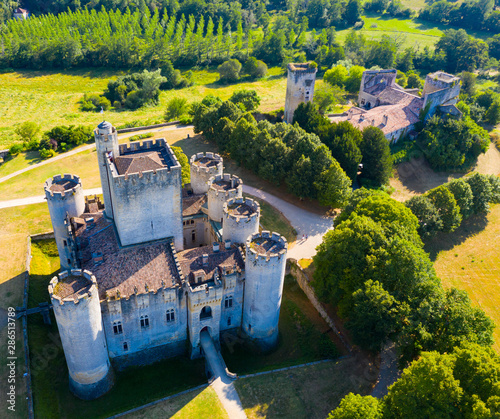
200;306;212;320
166;309;175;323
224;295;233;309
140;315;149;328
113;321;123;335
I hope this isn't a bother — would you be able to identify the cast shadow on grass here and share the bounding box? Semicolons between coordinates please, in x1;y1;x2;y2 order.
15;68;128;80
424;212;489;261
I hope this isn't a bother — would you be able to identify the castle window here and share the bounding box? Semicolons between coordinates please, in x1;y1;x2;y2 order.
63;240;67;247
123;342;128;351
200;306;212;320
140;315;149;329
67;258;71;265
192;231;196;241
113;321;123;335
224;295;233;309
227;317;231;326
166;309;175;323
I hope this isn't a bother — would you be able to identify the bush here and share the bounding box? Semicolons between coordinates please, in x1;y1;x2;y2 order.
217;59;242;83
9;143;23;155
244;57;268;79
39;148;56;159
229;90;261;112
165;97;189;121
113;100;121;109
179;114;193;125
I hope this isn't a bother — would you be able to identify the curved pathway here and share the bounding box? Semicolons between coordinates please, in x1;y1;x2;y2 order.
243;185;333;259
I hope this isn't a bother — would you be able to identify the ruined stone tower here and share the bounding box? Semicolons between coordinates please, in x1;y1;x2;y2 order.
190;152;223;195
49;269;114;400
284;63;318;123
44;174;85;271
242;231;288;350
222;197;260;245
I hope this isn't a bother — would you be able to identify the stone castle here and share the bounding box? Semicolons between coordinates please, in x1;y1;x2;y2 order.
284;63;318;123
44;121;288;400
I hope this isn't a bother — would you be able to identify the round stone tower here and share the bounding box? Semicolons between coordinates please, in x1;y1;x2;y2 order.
207;173;242;222
49;269;114;400
222;197;260;245
190;152;223;194
242;231;288;351
94;121;119;219
44;174;85;271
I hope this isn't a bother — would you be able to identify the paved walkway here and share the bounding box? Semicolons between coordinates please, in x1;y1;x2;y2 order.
0;188;102;209
371;342;401;398
243;185;333;259
199;330;247;419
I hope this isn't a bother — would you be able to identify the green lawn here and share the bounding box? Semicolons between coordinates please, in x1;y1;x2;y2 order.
125;386;229;419
221;275;340;375
428;204;500;353
235;356;377;419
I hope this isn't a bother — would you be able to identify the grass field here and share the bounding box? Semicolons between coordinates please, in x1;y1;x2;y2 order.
426;205;500;353
235;356;377;419
124;386;228;419
0;66;286;149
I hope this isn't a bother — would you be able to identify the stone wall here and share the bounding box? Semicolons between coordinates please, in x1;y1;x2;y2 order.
284;64;317;123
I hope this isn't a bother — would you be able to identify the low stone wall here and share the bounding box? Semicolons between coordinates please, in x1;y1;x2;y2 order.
30;232;55;241
287;259;351;352
116;121;184;134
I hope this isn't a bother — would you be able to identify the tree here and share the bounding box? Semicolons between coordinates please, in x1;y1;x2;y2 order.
171;146;190;186
487;175;500;204
15;122;41;146
229;90;261;111
344;0;362;25
426;185;462;233
405;195;443;238
324;65;349;88
217;59;242;83
313;84;345;114
328;394;383;419
465;173;493;214
243;57;268;79
345;65;365;94
347;280;401;352
384;352;463;418
446;178;474;219
461;71;477;97
314;160;352;208
406;72;422;89
485;99;500;125
359;126;393;186
165;97;189;121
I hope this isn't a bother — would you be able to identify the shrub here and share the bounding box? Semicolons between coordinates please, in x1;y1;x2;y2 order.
244;57;268;79
165;97;189;121
9;143;23;155
39;148;56;159
179;114;193;125
217;59;242;83
229;90;261;112
113;100;121;109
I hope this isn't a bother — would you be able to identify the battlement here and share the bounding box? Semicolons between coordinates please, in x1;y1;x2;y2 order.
246;231;287;263
94;121;117;141
49;269;97;305
118;138;171;155
223;197;260;223
190;152;223;174
44;174;82;198
208;174;242;198
287;63;318;74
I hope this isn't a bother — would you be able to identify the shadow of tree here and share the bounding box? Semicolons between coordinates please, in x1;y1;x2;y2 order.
424;213;489;261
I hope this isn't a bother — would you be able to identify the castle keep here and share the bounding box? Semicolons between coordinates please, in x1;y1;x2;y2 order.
284;63;318;123
45;121;288;400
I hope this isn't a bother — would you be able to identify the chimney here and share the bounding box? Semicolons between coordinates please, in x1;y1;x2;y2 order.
213;242;219;252
224;239;231;250
202;254;209;266
383;115;388;126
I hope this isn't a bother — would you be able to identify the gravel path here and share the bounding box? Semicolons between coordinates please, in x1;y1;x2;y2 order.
371;342;401;398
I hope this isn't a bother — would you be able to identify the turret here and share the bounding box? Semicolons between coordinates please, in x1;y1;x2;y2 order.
190;152;223;194
222;197;260;245
94;121;119;219
207;174;242;223
242;231;288;350
284;63;318;123
49;269;114;400
44;174;85;271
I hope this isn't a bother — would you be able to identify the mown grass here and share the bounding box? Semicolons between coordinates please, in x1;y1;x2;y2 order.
28;239;207;419
235;355;377;419
0;66;287;149
428;204;500;353
125;386;229;419
221;276;340;375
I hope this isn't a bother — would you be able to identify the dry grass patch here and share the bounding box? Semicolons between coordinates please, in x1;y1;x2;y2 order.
235;356;377;419
429;204;500;353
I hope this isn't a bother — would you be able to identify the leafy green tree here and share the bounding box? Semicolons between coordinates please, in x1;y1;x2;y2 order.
171;146;190;186
446;178;474;219
243;57;268;79
345;65;365;94
347;280;402;352
426;185;462;233
486;175;500;204
461;71;477;97
466;173;493;214
314;160;352;208
217;59;242;83
328;393;383;419
344;0;362;25
229;90;261;111
405;195;443;238
324;65;349;88
313;84;345;114
359;126;393;186
15;121;40;149
165;97;189;121
384;351;463;418
406;72;422;89
292;102;330;134
485;99;500;125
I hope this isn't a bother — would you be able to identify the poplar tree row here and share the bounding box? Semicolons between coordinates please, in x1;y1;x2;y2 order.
0;7;246;69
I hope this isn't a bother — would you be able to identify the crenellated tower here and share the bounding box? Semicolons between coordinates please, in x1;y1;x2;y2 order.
49;269;114;400
284;63;318;123
222;197;260;245
94;121;119;220
242;231;288;350
44;174;85;271
207;174;242;223
189;152;223;195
